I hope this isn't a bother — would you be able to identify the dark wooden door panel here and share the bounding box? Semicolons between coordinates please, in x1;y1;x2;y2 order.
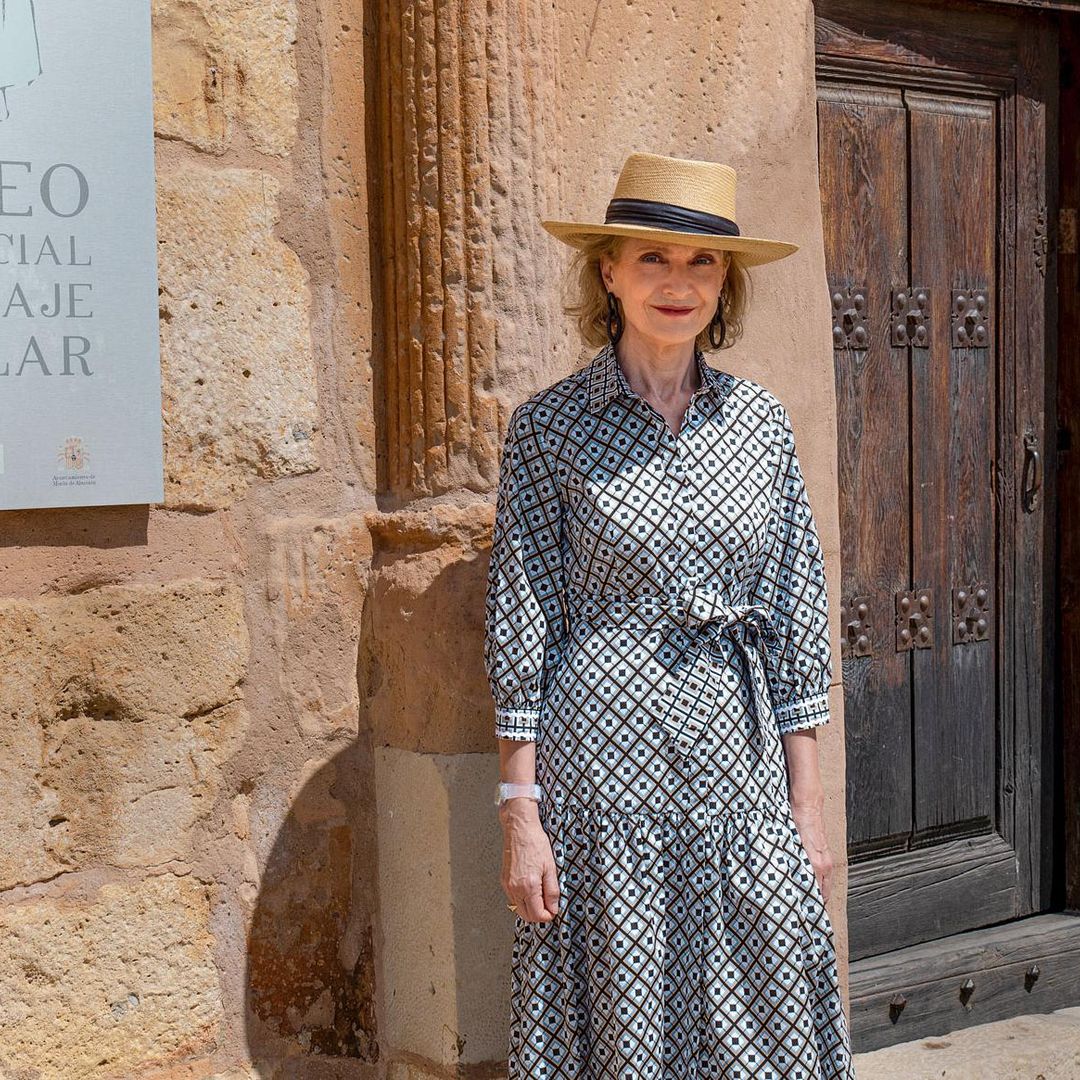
821;76;1014;957
816;0;1057;967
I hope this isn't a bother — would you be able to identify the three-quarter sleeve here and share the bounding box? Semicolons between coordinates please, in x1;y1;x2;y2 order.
751;402;834;736
483;400;568;741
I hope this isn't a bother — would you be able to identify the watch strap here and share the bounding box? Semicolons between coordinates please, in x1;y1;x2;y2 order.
494;781;543;806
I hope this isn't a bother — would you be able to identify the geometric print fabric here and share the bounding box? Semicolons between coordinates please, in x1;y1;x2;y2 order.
485;342;856;1077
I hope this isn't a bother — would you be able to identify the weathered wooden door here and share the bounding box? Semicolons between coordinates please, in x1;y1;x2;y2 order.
815;0;1058;974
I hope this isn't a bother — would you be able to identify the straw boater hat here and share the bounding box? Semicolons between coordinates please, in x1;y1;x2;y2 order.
541;152;798;267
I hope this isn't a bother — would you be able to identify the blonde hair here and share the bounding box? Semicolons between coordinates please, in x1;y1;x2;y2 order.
560;233;752;352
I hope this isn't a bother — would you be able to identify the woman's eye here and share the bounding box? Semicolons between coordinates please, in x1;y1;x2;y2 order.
639;253;713;265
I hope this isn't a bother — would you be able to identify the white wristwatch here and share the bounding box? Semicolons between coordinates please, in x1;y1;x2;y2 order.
494;781;543;806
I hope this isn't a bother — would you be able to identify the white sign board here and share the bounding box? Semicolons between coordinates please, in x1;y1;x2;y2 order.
1;1;163;510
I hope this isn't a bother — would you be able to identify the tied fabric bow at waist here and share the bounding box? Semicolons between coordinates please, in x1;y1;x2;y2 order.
566;585;782;758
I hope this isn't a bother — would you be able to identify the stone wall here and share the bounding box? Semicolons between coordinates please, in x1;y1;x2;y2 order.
0;1;845;1076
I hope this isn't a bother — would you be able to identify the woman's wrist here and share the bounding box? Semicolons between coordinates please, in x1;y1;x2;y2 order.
498;797;542;827
790;795;825;820
789;780;825;814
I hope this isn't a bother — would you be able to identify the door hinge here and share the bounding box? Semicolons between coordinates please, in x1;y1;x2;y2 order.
896;588;933;651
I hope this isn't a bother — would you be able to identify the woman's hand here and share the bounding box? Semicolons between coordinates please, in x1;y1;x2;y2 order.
499;798;560;923
790;802;836;904
782;729;837;904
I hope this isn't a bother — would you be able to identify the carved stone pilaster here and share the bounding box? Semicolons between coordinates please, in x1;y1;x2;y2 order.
371;0;561;498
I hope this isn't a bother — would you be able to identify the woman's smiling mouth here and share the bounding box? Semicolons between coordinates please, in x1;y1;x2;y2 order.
653;304;696;316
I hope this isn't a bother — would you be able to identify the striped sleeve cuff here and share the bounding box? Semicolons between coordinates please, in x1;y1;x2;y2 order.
495;706;541;742
773;691;831;736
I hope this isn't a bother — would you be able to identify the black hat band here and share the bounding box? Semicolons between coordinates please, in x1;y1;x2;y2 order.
604;197;740;237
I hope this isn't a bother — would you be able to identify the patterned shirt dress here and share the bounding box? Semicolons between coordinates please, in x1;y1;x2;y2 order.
484;341;856;1080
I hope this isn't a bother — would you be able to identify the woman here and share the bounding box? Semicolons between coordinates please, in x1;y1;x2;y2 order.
484;152;856;1079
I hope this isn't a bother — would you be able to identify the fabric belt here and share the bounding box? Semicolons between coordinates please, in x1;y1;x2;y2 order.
565;584;781;758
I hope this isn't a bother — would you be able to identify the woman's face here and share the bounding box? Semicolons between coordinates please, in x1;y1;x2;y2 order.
600;238;731;351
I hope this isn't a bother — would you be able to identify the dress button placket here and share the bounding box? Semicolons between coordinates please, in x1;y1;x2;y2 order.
670;422;695;581
657;424;682;578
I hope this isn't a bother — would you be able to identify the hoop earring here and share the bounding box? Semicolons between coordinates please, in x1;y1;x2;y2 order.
606;290;624;345
708;297;726;349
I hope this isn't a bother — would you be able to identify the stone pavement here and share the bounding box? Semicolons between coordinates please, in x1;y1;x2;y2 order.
853;1005;1080;1079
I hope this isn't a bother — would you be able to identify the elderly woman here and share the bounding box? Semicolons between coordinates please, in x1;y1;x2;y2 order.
484;152;856;1079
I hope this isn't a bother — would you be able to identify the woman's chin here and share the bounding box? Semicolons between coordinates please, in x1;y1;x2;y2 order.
639;322;703;346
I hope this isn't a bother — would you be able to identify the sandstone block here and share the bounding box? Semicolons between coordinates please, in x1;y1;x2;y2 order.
157;166;318;510
245;760;378;1062
375;745;509;1066
140;1064;259;1080
152;0;298;156
266;513;373;742
364;505;494;753
0;873;221;1078
0;580;249;889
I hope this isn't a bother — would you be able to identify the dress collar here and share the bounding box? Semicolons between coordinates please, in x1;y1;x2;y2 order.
585;340;730;415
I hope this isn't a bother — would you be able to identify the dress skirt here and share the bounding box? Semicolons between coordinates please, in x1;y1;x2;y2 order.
506;617;855;1078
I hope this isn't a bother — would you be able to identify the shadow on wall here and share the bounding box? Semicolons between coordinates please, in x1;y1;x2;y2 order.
243;733;381;1066
243;541;509;1073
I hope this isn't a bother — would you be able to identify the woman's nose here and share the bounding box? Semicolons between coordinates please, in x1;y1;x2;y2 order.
662;268;695;295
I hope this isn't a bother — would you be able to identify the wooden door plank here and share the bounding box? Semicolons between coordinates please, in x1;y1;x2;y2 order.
848;833;1018;958
850;912;1080;1049
907;90;998;835
818;83;914;854
1011;14;1059;919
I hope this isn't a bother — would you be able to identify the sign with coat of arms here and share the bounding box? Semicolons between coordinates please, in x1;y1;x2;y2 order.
0;1;163;509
